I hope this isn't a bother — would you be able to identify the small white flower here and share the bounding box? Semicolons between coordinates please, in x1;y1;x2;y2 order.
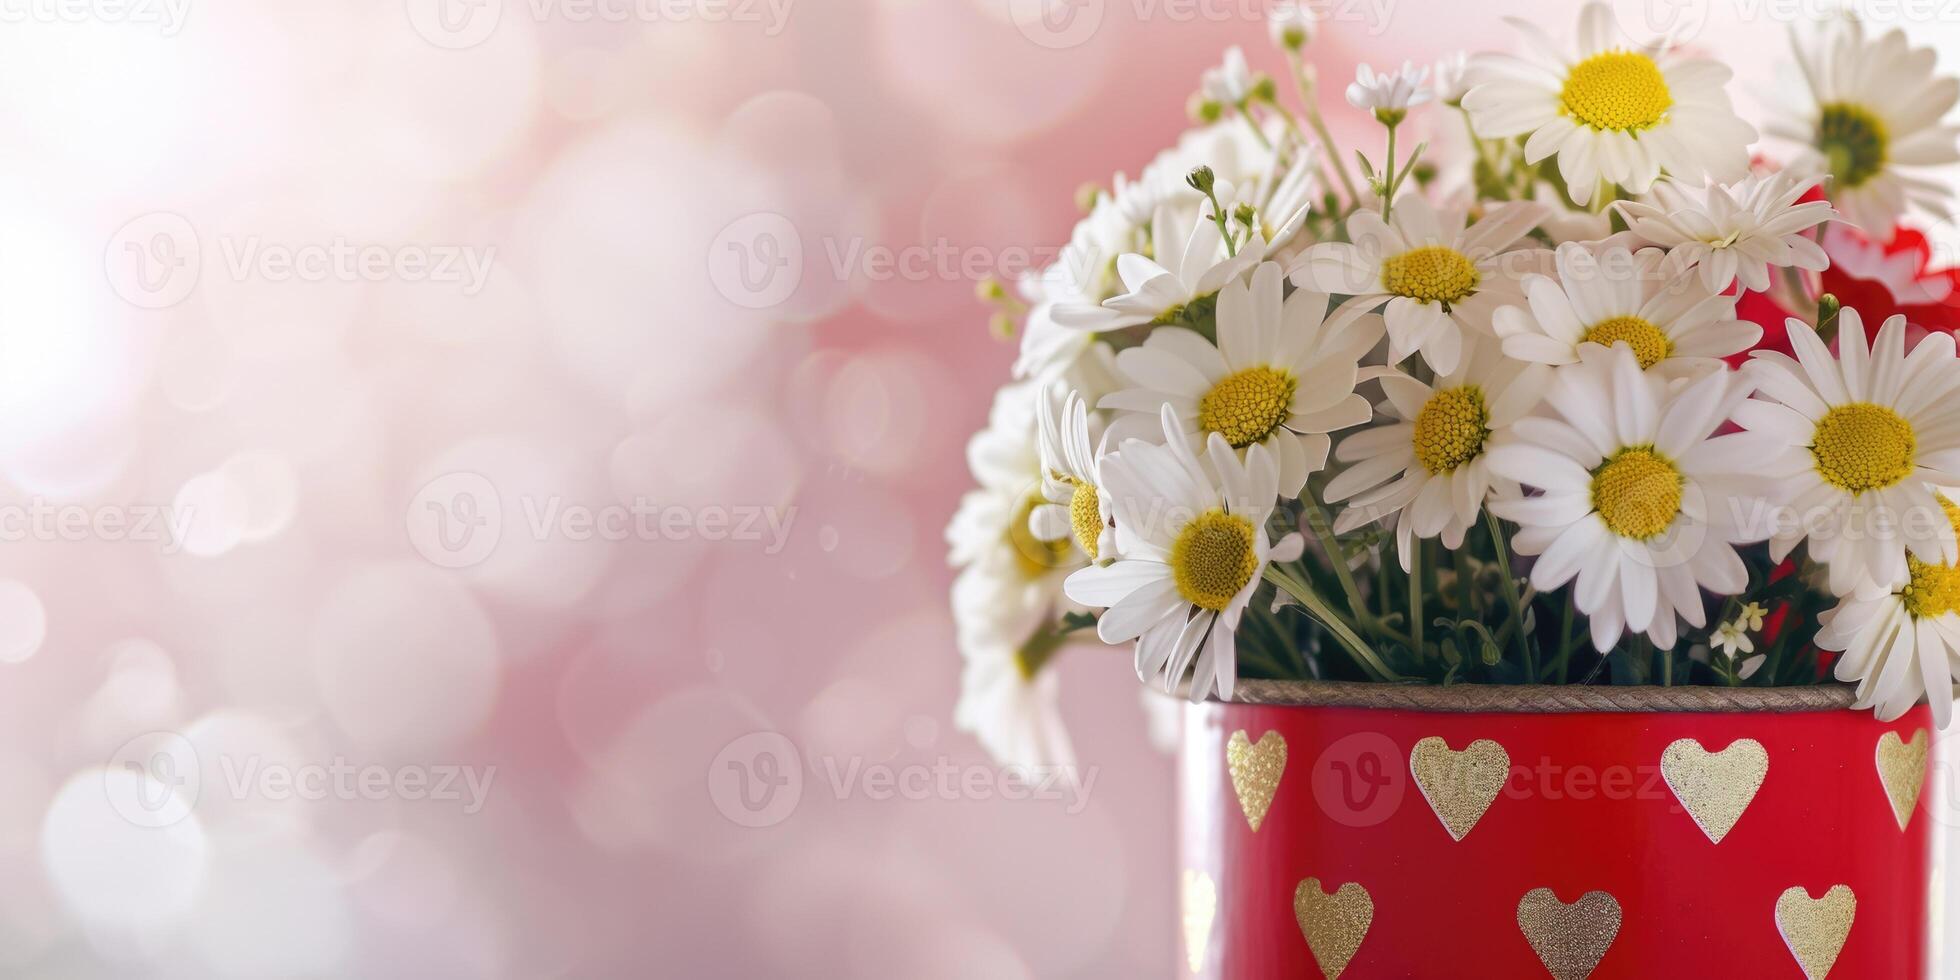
1052;203;1267;334
1268;1;1314;51
1292;195;1550;375
1099;263;1380;497
1492;242;1761;380
1462;1;1756;206
1769;16;1960;236
1064;406;1304;702
1487;346;1767;651
1326;335;1549;570
1711;621;1755;658
1203;46;1258;106
1730;310;1960;597
1346;61;1433;117
1433;51;1472;105
1612;171;1839;295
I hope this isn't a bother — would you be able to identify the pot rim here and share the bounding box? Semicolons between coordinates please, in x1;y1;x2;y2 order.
1213;680;1867;713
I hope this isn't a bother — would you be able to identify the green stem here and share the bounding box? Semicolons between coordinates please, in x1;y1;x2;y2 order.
1483;511;1534;672
1288;51;1361;208
1408;535;1423;659
1380;122;1399;221
1265;567;1405;682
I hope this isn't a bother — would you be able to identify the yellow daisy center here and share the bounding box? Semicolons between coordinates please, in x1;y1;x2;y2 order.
1170;508;1258;612
1811;403;1915;494
1817;102;1888;190
1582;315;1672;369
1068;480;1103;560
1560;50;1672;132
1198;365;1297;449
1412;385;1491;475
1591;446;1683;540
1009;492;1073;578
1903;496;1960;619
1381;246;1480;306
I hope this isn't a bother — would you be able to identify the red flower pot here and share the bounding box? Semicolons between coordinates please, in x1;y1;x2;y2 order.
1177;682;1937;979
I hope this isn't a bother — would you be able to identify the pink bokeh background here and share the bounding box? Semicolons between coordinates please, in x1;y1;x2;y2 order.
1;0;1957;976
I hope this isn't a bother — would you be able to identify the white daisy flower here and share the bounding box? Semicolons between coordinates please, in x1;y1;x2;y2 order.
1031;388;1116;562
1491;242;1761;380
1052;202;1267;334
1730;310;1960;597
1346;61;1433;118
1770;16;1960;236
946;382;1087;767
1611;171;1839;295
1461;1;1756;206
951;576;1078;769
1817;493;1960;726
1063;406;1304;702
1098;262;1381;497
1268;1;1314;51
1291;194;1550;375
1203;46;1258;107
1487;346;1765;651
1434;51;1472;106
1325;335;1550;570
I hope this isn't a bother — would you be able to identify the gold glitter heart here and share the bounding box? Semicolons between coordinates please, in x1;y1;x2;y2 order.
1294;878;1373;980
1776;885;1856;980
1516;888;1621;980
1660;737;1768;844
1876;729;1929;832
1181;870;1216;974
1409;736;1509;841
1226;729;1286;832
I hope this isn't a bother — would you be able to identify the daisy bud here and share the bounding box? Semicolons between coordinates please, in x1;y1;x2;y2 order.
1251;73;1278;104
1186;165;1216;196
1074;182;1104;214
988;311;1017;340
1233;202;1258;229
976;277;1008;303
1816;293;1842;342
1188;93;1224;124
1268;1;1312;52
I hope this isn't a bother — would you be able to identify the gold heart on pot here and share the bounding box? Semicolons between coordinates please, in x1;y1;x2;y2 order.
1409;736;1509;841
1181;870;1216;973
1293;878;1373;980
1516;888;1621;980
1226;729;1286;832
1659;737;1768;844
1776;885;1856;980
1876;729;1929;831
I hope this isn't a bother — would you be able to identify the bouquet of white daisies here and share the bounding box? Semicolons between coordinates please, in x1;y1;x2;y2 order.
948;2;1960;768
